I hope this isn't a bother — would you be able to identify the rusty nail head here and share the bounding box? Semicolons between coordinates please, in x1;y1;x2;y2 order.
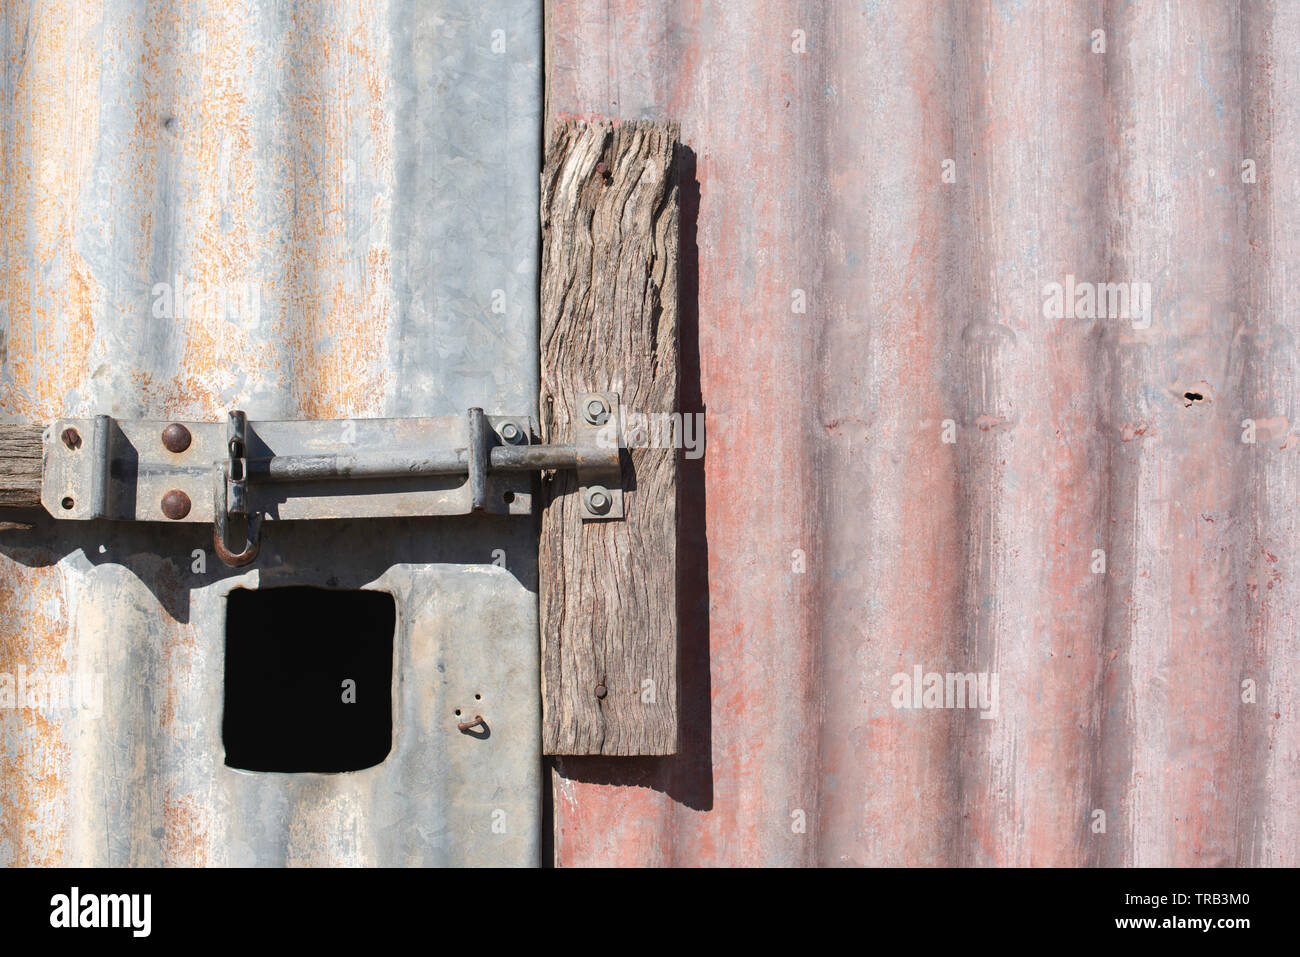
61;427;81;450
161;489;191;520
595;684;607;699
162;423;192;453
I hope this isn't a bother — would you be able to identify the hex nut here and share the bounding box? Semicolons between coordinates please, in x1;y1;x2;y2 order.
585;485;612;515
582;395;610;426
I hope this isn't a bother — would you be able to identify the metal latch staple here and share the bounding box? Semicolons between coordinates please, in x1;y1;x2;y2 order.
42;395;624;566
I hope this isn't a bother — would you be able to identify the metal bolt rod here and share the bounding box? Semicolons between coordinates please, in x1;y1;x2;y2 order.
248;450;470;482
241;443;618;483
489;443;618;471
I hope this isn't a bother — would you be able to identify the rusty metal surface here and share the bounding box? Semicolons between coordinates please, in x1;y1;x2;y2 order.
547;0;1300;866
0;0;542;865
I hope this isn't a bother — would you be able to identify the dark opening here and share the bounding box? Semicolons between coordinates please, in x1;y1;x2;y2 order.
223;586;395;773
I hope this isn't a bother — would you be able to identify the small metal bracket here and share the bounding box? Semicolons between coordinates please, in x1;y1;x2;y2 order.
226;411;250;516
41;400;625;565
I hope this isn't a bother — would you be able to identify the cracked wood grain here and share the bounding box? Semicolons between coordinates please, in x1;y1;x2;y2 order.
540;120;680;755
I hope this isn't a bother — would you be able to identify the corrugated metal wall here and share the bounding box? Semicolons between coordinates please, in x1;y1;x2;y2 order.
4;0;1297;869
546;0;1299;866
1;0;543;865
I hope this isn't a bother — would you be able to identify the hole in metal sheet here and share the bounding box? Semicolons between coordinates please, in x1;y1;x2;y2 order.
502;491;515;503
222;586;395;773
61;497;74;510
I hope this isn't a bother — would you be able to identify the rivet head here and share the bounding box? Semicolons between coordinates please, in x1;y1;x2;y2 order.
161;489;191;520
585;485;612;515
161;423;192;453
60;428;82;450
595;684;607;699
582;396;610;426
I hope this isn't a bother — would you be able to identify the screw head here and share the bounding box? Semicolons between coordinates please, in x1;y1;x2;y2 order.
60;428;82;450
582;396;610;426
161;423;192;453
161;489;191;520
499;421;523;444
585;485;612;515
595;684;608;699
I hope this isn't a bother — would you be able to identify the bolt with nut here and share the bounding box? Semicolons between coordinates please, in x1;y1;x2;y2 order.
585;485;612;515
582;395;610;426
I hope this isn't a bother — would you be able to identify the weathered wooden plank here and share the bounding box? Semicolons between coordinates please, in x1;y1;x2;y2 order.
0;424;44;509
540;120;680;755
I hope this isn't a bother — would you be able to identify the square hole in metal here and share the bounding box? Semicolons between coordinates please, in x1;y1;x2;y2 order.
222;586;395;773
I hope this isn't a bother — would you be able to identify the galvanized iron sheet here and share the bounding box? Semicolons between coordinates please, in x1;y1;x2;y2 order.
1;0;542;865
547;0;1299;866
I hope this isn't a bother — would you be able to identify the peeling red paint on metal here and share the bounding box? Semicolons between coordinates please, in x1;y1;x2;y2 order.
547;1;1300;867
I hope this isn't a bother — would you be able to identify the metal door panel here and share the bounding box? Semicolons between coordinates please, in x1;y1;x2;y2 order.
0;0;542;866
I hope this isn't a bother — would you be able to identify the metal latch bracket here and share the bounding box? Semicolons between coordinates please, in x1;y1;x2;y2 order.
42;397;625;566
